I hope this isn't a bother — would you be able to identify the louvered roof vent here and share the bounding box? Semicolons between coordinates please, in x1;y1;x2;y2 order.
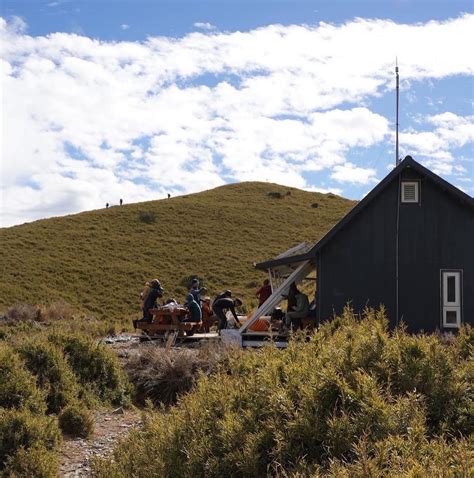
401;181;419;203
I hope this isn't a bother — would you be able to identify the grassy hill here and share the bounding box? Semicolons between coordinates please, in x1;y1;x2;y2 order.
0;182;355;324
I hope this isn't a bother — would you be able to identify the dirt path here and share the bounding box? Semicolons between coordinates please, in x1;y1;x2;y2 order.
58;408;141;477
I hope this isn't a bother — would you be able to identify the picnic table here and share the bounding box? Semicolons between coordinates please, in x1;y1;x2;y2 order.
136;304;202;337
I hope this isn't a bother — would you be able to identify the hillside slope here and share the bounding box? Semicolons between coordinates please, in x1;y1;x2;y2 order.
0;182;355;323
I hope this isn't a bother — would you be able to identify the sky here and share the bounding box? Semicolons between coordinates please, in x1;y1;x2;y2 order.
1;1;473;227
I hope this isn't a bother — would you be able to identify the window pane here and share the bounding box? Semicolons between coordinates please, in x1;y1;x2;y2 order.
445;310;458;324
447;276;456;302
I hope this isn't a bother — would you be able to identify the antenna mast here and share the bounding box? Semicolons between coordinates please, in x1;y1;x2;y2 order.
395;59;400;166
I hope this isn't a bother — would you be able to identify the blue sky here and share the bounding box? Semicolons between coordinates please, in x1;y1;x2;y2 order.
1;1;473;226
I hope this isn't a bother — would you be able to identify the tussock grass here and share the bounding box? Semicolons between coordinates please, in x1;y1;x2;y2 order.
93;309;473;477
3;303;38;323
0;182;354;325
126;342;224;406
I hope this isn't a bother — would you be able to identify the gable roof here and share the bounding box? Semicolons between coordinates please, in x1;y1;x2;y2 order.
255;156;474;271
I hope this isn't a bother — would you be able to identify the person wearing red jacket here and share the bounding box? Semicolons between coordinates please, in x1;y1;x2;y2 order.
256;279;272;307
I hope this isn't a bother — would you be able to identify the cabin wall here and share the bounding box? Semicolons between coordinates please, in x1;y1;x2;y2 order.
318;168;474;332
318;179;398;326
397;169;474;331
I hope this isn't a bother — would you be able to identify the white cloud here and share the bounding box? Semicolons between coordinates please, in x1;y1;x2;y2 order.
330;163;378;185
193;22;216;30
1;14;473;225
120;24;130;31
399;112;474;174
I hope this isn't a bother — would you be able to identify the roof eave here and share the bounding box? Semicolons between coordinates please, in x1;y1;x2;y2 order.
254;156;473;271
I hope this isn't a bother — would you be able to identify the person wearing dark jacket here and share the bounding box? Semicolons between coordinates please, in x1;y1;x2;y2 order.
212;289;232;307
284;291;309;332
212;297;242;331
142;279;164;321
133;279;164;329
286;282;299;312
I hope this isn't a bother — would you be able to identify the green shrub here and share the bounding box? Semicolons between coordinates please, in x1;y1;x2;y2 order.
93;309;474;477
0;408;61;471
16;338;80;413
4;444;58;478
0;342;45;413
327;434;474;478
50;334;132;406
380;329;471;432
58;404;95;438
268;191;283;199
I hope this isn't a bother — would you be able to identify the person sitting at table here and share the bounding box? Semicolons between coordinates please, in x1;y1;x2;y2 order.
283;289;309;333
184;293;202;323
200;296;216;332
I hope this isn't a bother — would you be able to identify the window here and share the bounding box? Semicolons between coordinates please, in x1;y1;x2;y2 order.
441;270;462;328
401;181;419;203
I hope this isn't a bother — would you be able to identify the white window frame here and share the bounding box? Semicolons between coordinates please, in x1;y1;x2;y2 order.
401;181;419;203
441;270;462;328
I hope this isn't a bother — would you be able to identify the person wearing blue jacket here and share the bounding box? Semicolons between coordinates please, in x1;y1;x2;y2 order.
185;293;202;322
189;278;207;304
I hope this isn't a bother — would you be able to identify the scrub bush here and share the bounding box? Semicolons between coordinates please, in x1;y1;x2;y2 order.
0;408;61;472
50;334;132;406
93;310;473;477
268;191;283;199
4;444;58;478
58;404;95;438
138;211;156;224
0;342;45;413
16;338;80;414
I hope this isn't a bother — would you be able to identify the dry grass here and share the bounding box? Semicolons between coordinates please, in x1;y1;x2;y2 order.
37;300;75;322
3;303;38;323
126;342;224;406
0;182;354;326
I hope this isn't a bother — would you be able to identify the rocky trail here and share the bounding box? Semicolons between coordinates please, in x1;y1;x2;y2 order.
58;408;141;477
58;335;207;477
